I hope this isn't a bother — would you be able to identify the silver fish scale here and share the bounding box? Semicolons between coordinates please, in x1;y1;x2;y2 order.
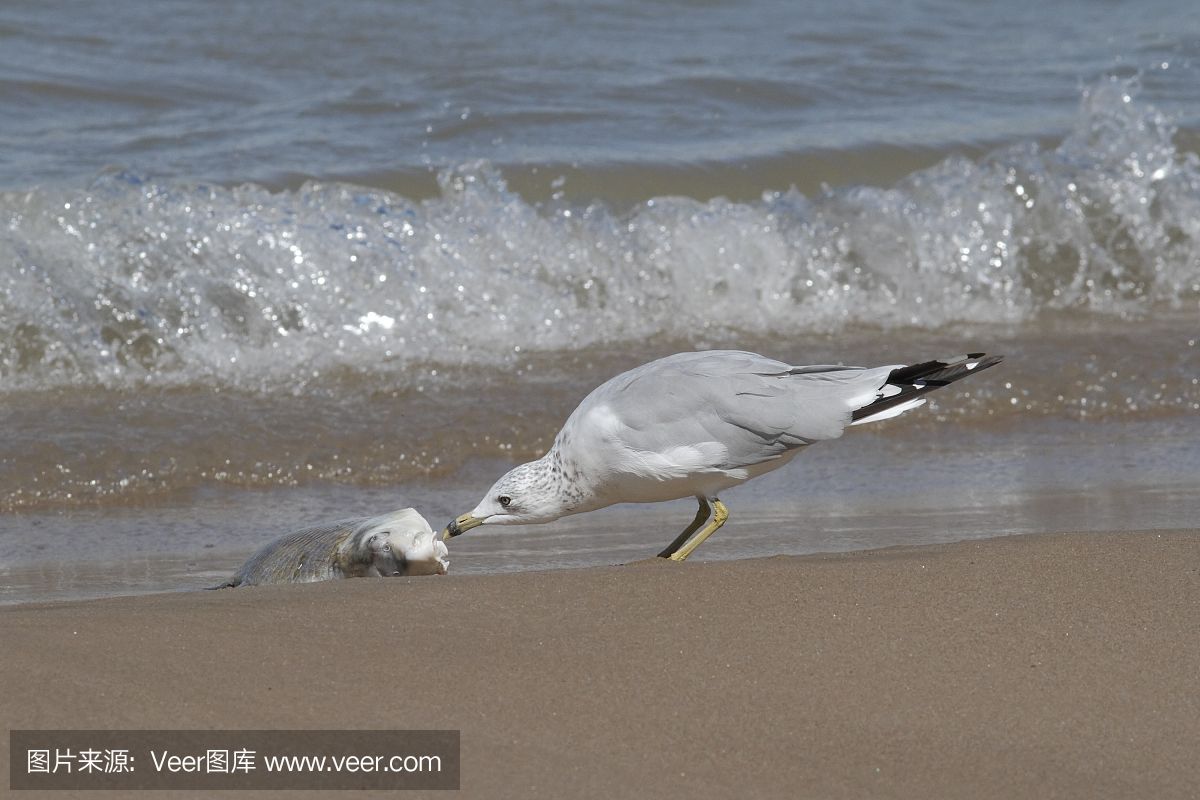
223;520;363;587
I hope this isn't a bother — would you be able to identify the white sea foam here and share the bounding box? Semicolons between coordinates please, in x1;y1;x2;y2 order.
1;78;1197;392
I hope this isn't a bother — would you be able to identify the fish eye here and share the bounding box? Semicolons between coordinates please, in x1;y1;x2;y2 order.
498;495;512;508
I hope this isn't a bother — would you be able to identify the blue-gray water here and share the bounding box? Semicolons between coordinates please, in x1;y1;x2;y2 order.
1;0;1198;603
4;0;1200;189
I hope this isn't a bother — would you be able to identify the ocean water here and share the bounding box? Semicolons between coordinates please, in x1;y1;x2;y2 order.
1;0;1198;604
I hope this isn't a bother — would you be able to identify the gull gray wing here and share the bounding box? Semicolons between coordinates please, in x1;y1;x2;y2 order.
573;351;896;471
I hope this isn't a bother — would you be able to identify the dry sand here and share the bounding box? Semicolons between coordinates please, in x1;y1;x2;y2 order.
2;530;1198;799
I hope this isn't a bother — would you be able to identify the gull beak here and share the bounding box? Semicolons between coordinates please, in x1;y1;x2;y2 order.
442;513;484;540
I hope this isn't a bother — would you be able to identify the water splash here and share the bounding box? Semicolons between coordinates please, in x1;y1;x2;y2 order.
2;77;1197;393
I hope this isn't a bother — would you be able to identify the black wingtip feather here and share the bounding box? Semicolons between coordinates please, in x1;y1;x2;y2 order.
851;353;1003;422
886;353;1003;387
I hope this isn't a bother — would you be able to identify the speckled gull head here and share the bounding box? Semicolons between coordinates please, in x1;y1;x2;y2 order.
465;455;578;525
443;350;1002;561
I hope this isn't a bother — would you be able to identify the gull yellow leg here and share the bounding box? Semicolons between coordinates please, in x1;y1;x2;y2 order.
667;498;729;562
657;497;711;559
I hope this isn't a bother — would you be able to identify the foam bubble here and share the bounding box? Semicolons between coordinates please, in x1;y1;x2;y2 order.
1;77;1197;392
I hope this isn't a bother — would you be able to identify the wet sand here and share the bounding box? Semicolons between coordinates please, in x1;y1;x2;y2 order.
2;529;1198;799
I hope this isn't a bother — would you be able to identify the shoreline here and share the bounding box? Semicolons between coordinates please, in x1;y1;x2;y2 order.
6;467;1200;609
3;529;1198;798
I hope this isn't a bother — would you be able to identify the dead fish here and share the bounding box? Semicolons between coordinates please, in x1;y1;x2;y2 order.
213;508;448;588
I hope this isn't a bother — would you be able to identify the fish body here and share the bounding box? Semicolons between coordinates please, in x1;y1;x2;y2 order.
216;508;448;588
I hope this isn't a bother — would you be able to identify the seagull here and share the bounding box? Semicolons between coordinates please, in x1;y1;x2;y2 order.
443;350;1002;561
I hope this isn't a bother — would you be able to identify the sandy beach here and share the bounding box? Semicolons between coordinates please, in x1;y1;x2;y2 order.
2;529;1197;798
6;2;1200;798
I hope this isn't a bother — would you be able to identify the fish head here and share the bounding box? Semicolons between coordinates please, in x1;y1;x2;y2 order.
359;508;449;576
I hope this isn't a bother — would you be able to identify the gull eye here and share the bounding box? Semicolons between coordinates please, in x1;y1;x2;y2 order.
498;495;512;508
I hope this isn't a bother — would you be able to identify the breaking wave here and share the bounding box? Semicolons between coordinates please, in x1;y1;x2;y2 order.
2;77;1197;392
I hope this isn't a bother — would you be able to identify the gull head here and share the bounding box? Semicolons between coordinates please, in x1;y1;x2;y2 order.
442;460;567;539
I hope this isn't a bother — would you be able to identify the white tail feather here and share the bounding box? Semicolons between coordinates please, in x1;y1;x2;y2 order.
849;396;926;426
